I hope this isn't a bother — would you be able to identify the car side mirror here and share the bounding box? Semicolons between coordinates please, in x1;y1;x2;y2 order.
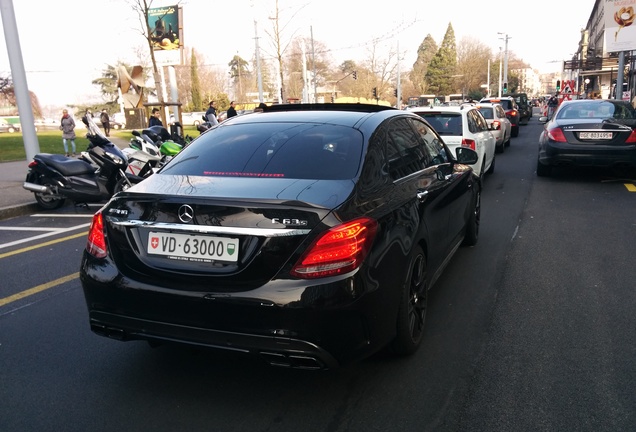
455;147;478;165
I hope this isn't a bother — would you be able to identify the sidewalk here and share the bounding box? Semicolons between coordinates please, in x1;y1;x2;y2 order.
0;136;131;221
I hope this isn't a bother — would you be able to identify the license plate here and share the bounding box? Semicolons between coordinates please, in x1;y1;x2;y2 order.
147;231;239;262
579;132;612;140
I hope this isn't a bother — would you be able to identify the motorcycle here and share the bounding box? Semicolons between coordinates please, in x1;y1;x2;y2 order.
134;125;183;165
23;115;145;210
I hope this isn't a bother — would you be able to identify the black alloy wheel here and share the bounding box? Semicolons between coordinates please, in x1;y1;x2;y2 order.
462;185;481;246
392;246;427;356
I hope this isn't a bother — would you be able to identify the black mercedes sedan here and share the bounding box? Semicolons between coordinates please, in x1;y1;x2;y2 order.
80;103;480;369
537;99;636;176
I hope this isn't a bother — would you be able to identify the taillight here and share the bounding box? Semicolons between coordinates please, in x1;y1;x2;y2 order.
461;138;476;150
86;212;107;258
511;110;518;117
547;127;567;143
626;129;636;143
291;217;378;279
492;121;501;130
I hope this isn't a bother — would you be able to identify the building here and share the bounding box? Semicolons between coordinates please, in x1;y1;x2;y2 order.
565;0;636;100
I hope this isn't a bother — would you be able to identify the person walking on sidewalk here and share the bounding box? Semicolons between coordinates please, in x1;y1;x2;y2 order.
60;109;76;157
100;109;111;137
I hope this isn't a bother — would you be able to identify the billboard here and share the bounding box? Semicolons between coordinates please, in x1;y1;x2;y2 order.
148;5;182;65
605;1;636;52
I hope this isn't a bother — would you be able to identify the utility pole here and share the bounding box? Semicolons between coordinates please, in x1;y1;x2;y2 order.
396;41;401;108
498;47;503;97
498;32;511;92
254;20;264;103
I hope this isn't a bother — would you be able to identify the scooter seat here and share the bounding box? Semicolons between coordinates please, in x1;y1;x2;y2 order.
36;153;96;176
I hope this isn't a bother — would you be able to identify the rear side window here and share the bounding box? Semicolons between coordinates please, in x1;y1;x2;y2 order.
160;123;363;180
415;113;462;136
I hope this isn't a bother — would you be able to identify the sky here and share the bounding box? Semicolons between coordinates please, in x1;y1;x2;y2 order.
0;0;596;111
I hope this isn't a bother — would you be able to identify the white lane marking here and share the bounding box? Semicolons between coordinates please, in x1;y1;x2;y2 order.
0;223;91;250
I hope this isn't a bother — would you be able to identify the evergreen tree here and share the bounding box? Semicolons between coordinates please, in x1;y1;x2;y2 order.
425;23;457;95
410;34;438;95
190;49;203;111
228;55;250;101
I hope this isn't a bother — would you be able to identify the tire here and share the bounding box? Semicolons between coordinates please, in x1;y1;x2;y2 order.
495;141;505;154
34;183;66;210
391;246;427;356
486;154;495;174
462;184;481;246
114;176;139;194
536;158;552;177
511;125;519;137
8;127;15;133
193;120;201;127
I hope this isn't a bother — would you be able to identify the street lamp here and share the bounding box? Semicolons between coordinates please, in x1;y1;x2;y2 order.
498;32;511;88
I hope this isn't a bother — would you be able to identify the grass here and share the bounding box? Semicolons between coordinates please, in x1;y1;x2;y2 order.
0;126;199;162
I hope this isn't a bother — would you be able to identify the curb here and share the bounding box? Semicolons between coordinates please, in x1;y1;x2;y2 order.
0;202;40;221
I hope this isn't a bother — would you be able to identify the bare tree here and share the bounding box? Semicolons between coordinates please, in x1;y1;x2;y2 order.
128;0;183;125
456;36;492;96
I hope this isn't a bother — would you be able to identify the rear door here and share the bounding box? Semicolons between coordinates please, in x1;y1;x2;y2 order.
383;116;452;272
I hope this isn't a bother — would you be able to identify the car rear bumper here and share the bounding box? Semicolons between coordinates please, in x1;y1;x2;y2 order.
539;141;636;167
80;254;398;369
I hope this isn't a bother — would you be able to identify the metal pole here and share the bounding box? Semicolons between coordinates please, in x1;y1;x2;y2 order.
498;48;503;97
311;26;317;103
254;20;264;103
616;51;625;100
0;0;39;160
396;41;401;108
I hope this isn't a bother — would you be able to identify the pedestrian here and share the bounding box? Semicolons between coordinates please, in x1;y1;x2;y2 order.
60;109;76;157
205;101;219;125
149;108;163;127
100;109;111;137
227;101;238;118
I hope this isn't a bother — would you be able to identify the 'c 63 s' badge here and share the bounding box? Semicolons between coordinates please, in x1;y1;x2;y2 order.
272;218;308;226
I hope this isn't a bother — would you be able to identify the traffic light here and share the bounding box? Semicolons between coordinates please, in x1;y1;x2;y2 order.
393;89;398;97
556;80;561;92
352;70;357;80
372;87;377;98
503;82;508;93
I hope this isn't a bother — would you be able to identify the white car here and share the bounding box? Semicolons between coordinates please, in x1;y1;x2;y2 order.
171;111;207;126
475;102;511;154
409;104;496;178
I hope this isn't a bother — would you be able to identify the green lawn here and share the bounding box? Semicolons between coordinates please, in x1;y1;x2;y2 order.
0;126;198;162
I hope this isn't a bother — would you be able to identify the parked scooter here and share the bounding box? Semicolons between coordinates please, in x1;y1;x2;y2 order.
23;115;145;209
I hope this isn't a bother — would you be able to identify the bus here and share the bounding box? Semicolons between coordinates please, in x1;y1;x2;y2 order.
407;95;436;107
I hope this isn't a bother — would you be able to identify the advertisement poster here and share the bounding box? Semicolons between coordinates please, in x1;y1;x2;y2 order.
605;0;636;52
148;5;180;51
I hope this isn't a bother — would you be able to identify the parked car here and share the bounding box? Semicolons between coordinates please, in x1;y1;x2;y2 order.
80;103;481;369
171;111;207;126
409;104;496;178
508;92;531;125
479;96;520;137
0;118;20;133
536;99;636;177
476;102;512;153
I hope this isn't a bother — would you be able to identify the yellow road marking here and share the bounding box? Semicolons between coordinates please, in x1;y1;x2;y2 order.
0;232;88;259
625;183;636;192
0;272;79;307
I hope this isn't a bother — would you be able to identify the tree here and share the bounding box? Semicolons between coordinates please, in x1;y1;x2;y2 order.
410;34;438;95
228;55;250;101
190;49;203;111
129;0;175;126
455;37;492;98
425;23;457;95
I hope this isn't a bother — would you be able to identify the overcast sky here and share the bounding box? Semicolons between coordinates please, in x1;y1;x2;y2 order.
0;0;595;109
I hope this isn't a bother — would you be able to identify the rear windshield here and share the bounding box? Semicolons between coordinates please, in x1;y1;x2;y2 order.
413;113;463;136
477;107;494;119
556;101;636;120
160;123;363;180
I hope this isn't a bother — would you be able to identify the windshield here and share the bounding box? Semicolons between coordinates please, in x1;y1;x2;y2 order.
160;122;363;180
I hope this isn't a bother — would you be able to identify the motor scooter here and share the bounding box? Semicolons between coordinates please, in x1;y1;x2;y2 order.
23;115;145;209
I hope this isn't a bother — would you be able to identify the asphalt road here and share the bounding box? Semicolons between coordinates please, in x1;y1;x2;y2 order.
1;119;635;431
